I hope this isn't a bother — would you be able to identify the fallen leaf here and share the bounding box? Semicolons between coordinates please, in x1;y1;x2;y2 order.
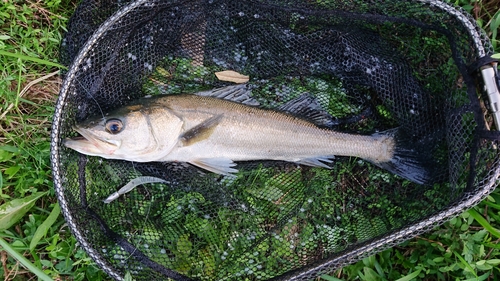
215;70;249;83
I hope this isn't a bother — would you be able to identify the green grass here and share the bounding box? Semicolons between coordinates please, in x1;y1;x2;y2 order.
0;0;104;280
0;0;499;280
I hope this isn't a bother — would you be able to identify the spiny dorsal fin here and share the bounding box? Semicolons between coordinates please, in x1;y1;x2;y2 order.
195;84;259;106
278;93;339;128
180;114;223;146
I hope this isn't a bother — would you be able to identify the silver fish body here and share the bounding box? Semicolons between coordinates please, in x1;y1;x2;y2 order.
153;95;393;164
64;86;432;184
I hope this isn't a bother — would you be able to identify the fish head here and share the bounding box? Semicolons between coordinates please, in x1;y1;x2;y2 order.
64;102;183;162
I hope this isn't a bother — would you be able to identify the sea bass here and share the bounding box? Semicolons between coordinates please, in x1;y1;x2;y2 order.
64;85;432;184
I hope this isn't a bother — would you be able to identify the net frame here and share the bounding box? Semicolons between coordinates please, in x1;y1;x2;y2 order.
50;0;500;280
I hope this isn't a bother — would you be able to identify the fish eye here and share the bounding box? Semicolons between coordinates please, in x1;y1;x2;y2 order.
105;119;123;134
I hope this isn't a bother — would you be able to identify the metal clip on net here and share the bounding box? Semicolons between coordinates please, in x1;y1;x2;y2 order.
481;63;500;130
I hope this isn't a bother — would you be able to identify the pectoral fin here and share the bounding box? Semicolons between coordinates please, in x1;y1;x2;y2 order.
180;114;223;146
190;158;238;175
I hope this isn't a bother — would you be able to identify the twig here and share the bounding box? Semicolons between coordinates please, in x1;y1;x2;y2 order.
485;238;500;260
415;235;445;248
27;0;67;20
337;268;343;278
0;237;52;281
0;70;59;120
3;260;21;281
1;251;9;281
469;226;488;230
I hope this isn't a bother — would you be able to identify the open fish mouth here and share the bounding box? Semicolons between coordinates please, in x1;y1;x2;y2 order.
63;136;99;154
64;128;119;156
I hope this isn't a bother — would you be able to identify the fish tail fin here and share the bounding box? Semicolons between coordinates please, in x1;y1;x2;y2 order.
372;129;439;185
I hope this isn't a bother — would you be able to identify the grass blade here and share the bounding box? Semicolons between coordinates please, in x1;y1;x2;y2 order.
395;269;421;281
124;272;134;281
363;267;382;281
321;275;344;281
0;50;66;69
0;236;53;281
0;145;19;153
453;251;478;278
462;272;490;281
467;209;500;238
0;192;47;231
482;200;500;211
29;203;61;251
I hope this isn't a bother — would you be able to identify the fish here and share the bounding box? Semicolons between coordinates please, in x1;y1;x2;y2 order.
64;84;434;185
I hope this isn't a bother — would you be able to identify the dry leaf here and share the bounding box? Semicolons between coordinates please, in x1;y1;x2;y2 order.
215;70;249;83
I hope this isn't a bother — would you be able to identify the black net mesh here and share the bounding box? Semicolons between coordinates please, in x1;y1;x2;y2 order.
51;0;500;280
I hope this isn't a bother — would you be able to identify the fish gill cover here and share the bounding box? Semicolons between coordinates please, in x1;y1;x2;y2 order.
51;0;500;280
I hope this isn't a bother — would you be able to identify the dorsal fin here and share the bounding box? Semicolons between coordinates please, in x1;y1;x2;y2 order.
278;93;339;128
196;84;260;106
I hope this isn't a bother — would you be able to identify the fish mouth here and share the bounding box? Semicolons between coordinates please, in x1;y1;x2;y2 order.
64;126;120;156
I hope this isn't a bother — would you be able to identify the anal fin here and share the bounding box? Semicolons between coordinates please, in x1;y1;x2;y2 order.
190;158;238;176
295;156;335;169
